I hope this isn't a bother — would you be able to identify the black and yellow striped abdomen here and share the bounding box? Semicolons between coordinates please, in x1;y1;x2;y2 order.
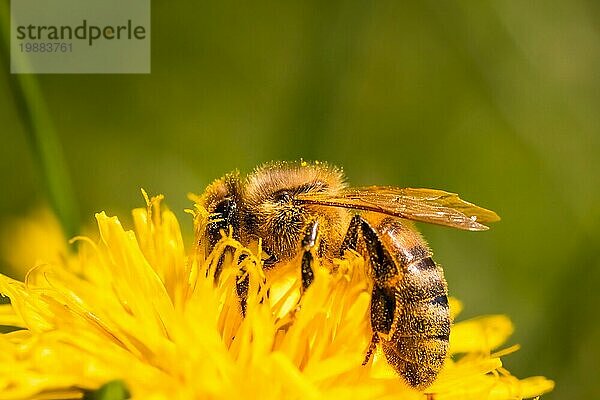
386;255;449;388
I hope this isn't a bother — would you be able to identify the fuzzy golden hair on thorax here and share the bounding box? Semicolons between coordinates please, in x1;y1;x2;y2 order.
241;161;350;263
243;161;347;205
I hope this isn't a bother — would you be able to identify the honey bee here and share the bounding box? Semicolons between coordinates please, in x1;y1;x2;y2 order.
199;161;499;389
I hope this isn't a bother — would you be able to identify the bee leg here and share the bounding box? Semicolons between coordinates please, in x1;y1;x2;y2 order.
364;221;398;368
212;246;233;282
364;284;395;363
210;245;250;316
236;265;249;317
362;333;380;365
341;215;397;366
300;219;320;290
235;253;268;317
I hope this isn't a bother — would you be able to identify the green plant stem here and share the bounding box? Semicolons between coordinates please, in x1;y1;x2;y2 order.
0;2;79;238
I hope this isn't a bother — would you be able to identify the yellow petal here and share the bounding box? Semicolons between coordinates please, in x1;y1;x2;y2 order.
0;303;25;327
450;315;514;355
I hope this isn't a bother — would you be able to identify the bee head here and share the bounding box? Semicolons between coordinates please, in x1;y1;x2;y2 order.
199;172;242;250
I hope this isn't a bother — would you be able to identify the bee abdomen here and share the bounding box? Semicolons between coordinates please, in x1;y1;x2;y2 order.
395;298;450;339
381;337;448;389
395;256;450;338
385;255;450;389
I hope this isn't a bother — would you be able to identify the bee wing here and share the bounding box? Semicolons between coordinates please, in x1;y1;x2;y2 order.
296;187;500;231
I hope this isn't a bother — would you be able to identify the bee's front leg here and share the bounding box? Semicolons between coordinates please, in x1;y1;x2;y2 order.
235;254;249;317
300;219;320;290
210;245;250;317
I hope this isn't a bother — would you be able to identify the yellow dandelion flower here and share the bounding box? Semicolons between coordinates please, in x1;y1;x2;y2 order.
0;207;68;279
0;195;554;399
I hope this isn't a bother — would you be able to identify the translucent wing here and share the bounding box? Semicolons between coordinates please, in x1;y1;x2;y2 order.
295;187;500;231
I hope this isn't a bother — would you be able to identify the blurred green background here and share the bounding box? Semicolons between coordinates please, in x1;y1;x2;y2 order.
1;1;598;398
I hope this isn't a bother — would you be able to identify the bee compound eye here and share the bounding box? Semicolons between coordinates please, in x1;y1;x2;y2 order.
214;198;230;214
209;198;235;229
